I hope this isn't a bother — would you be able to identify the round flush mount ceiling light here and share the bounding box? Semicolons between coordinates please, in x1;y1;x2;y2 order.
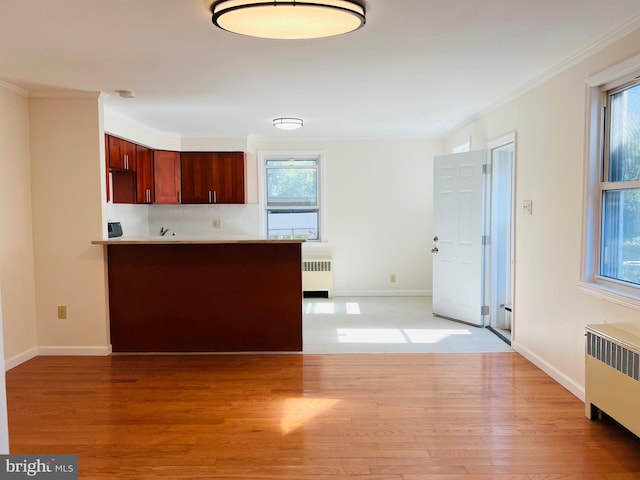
116;90;135;99
210;0;366;40
273;117;303;130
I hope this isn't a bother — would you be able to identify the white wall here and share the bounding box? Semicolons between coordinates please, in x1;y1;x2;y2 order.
444;28;640;399
0;84;38;367
29;95;110;354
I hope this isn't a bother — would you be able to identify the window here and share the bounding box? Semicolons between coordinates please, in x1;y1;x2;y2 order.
262;153;321;240
452;137;471;153
582;59;640;307
601;81;640;286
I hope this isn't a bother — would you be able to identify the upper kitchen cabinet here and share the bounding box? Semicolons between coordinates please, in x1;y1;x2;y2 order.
154;150;181;204
107;134;136;171
212;152;246;204
136;145;154;204
180;152;211;204
181;152;246;204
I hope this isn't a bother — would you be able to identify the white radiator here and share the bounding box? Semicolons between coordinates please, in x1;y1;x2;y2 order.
585;324;640;437
302;256;333;298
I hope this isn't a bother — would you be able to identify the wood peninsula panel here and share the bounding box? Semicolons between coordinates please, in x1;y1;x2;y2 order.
107;242;302;352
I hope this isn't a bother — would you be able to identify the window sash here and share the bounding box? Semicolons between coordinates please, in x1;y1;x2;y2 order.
604;81;640;183
266;209;319;240
598;78;640;288
266;165;318;207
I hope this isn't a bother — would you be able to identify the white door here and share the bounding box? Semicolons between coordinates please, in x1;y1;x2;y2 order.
432;150;487;326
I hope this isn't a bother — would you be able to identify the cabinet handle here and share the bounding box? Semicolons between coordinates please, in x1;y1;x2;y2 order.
178;191;181;203
208;191;212;203
124;154;128;170
213;190;217;204
146;188;151;203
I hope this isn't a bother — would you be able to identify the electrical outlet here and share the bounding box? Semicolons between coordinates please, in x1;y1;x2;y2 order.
57;305;67;320
390;274;397;283
212;219;221;229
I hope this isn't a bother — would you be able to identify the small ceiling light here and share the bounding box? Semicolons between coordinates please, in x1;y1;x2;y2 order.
116;90;135;99
210;0;366;40
273;117;303;130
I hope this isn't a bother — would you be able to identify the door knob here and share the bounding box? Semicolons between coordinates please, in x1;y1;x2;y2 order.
433;236;439;242
431;247;439;254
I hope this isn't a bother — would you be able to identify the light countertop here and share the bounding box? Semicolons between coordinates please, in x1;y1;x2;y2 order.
92;236;305;245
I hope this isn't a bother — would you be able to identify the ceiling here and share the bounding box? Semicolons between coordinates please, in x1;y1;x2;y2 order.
1;0;640;140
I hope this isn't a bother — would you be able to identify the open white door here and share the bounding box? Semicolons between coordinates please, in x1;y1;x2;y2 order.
432;150;487;326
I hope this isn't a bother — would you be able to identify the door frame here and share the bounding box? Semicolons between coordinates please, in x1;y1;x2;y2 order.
485;132;517;344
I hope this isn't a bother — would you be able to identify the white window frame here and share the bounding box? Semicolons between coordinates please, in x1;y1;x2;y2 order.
579;54;640;311
452;136;471;154
258;150;326;242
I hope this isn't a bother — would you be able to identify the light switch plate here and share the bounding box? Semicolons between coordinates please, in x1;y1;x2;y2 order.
523;200;533;215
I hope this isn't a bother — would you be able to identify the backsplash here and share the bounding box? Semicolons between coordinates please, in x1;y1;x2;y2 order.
148;204;262;237
106;203;150;237
107;203;262;238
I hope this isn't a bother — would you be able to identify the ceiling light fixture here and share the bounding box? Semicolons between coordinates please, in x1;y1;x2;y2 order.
116;90;135;99
210;0;366;40
273;117;303;130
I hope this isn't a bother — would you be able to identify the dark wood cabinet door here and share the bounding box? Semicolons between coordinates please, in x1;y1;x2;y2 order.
107;134;137;203
111;171;136;204
136;145;154;204
154;150;181;204
105;134;111;202
107;135;124;170
180;152;214;204
124;140;136;171
212;152;246;204
107;135;136;171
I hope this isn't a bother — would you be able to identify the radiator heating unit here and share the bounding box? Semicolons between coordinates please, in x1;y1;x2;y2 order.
585;324;640;437
302;256;333;298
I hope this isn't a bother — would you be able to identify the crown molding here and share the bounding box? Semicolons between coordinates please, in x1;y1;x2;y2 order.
447;14;640;137
0;80;29;97
28;89;103;99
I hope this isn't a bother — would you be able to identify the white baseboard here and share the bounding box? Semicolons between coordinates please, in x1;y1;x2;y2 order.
37;345;112;356
6;345;112;371
334;290;432;297
5;347;38;371
512;340;585;402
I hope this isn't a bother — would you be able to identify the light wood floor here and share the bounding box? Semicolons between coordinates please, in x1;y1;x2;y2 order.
6;354;640;479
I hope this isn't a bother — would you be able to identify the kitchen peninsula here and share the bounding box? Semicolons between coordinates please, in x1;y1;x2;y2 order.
92;237;304;352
